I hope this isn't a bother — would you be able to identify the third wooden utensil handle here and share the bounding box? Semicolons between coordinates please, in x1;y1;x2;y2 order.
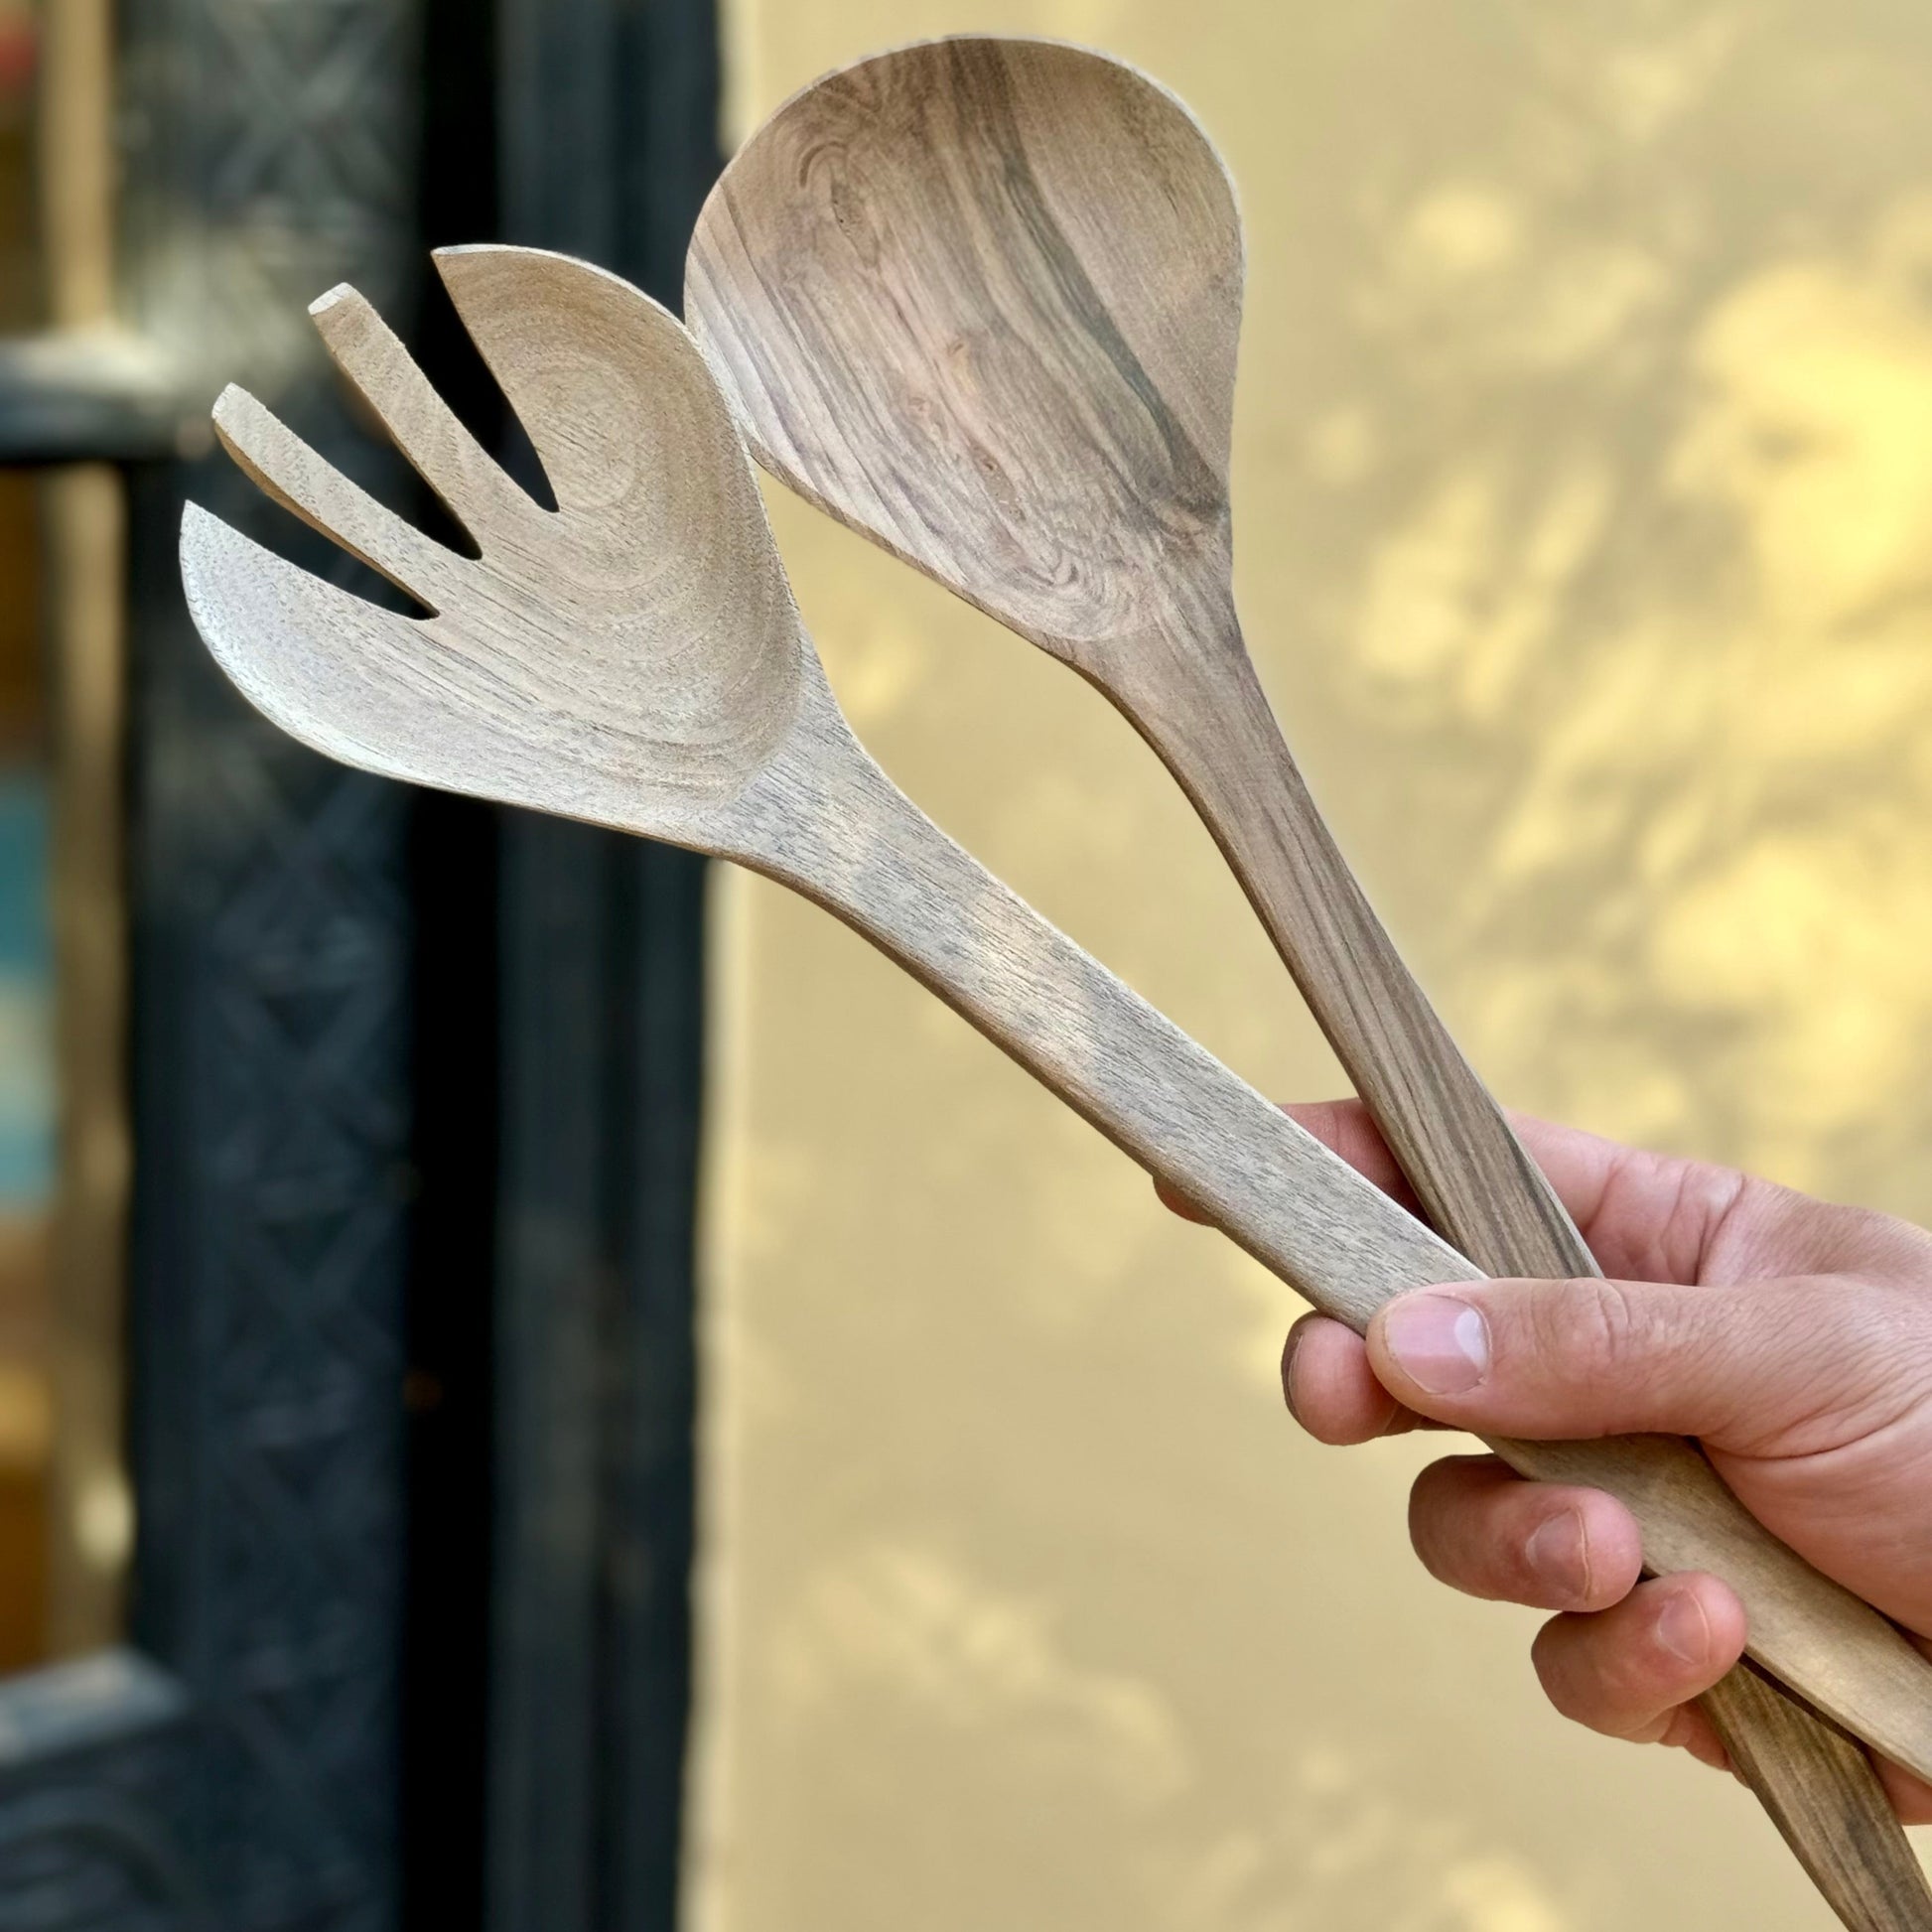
1125;637;1932;1928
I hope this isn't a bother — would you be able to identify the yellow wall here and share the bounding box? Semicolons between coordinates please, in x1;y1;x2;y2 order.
693;5;1932;1927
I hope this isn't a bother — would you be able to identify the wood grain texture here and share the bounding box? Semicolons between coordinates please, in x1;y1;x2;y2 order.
174;245;1932;1868
1702;1662;1932;1928
685;39;1932;1923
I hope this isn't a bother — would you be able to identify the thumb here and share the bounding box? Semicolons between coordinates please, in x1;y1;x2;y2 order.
1364;1275;1843;1451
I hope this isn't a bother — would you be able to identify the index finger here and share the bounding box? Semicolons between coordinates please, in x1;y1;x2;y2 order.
1160;1098;1749;1288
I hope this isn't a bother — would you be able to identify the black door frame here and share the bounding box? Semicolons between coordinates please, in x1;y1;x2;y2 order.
0;2;718;1927
483;6;718;1926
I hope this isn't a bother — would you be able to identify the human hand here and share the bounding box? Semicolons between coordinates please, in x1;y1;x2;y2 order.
1166;1103;1932;1816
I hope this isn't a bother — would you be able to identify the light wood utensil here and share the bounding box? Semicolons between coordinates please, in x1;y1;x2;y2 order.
684;37;1932;1923
179;246;1932;1922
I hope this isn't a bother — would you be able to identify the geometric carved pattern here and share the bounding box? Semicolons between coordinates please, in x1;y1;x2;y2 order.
186;686;412;1932
0;0;432;1926
0;2;714;1926
118;510;412;1932
114;511;412;1932
131;0;422;360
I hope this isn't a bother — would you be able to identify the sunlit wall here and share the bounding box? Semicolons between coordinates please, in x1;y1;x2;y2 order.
692;4;1932;1927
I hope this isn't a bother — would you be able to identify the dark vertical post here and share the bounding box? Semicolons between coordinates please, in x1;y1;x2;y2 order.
118;0;428;1924
486;5;720;1931
489;823;621;1931
400;0;504;1920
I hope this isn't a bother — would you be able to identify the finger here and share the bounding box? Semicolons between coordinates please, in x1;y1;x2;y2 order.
1407;1454;1644;1611
1279;1100;1425;1216
1167;1096;1791;1290
1364;1274;1860;1451
1155;1100;1424;1224
1154;1095;1917;1300
1531;1572;1746;1754
1283;1314;1426;1443
1877;1636;1932;1823
1493;1113;1718;1283
1285;1099;1776;1287
1153;1173;1211;1224
1494;1113;1926;1289
1876;1755;1932;1825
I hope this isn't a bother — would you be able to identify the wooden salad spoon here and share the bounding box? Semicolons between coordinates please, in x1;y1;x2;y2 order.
685;37;1932;1921
178;245;1932;1922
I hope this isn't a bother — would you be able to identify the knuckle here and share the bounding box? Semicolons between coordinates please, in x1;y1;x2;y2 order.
1406;1456;1530;1599
1405;1465;1475;1586
1540;1277;1651;1377
1529;1620;1595;1724
1531;1617;1661;1740
1404;1471;1456;1581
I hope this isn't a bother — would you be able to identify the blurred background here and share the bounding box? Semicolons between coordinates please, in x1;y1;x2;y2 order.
0;0;1929;1928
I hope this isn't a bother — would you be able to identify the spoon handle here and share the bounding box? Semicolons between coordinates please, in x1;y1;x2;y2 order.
1118;631;1930;1925
738;721;1932;1803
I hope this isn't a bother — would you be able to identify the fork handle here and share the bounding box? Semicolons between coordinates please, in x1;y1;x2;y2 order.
734;718;1932;1816
1120;630;1932;1927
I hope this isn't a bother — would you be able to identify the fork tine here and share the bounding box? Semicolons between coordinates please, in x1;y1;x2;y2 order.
432;244;721;515
212;385;466;613
309;284;537;539
180;501;451;783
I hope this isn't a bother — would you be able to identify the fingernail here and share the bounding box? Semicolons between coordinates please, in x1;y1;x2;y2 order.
1657;1591;1711;1667
1382;1293;1490;1395
1526;1509;1589;1601
1280;1326;1305;1425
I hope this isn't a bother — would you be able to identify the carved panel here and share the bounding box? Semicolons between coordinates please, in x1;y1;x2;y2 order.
0;3;719;1926
109;0;422;1928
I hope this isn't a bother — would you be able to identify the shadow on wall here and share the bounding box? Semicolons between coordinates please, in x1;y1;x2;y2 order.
699;5;1932;1932
1266;7;1932;1211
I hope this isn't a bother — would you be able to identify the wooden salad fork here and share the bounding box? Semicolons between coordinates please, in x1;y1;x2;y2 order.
685;37;1932;1921
179;246;1932;1919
